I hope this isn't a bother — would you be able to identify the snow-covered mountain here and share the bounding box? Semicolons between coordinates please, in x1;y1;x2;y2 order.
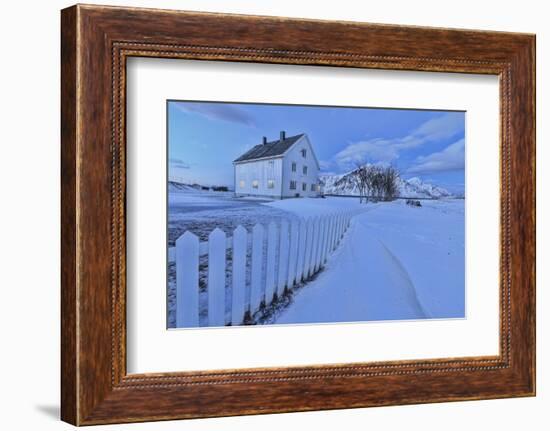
320;172;451;199
398;177;451;199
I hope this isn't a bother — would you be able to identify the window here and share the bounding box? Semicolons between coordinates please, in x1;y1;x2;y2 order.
302;182;307;191
268;160;274;167
291;162;296;172
290;180;297;190
311;183;317;191
303;165;308;175
252;180;259;189
267;180;275;189
301;149;307;158
239;180;245;188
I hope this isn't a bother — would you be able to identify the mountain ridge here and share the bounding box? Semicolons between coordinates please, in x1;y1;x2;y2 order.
320;171;452;199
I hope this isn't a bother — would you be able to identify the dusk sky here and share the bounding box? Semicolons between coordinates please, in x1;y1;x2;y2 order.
168;101;466;194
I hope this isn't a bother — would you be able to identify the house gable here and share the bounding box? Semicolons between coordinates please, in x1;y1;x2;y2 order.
281;134;320;171
280;135;321;198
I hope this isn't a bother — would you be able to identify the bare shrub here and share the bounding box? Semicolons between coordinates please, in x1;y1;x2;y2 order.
352;164;401;203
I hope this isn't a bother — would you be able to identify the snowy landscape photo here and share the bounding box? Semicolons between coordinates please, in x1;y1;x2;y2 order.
167;100;466;329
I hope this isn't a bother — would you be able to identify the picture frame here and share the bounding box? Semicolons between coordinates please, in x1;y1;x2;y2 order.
61;4;535;425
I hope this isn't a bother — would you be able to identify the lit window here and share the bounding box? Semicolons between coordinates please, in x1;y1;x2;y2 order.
267;180;275;189
239;180;245;188
291;162;296;172
290;180;297;190
303;165;308;175
301;149;307;158
252;180;259;189
302;183;307;191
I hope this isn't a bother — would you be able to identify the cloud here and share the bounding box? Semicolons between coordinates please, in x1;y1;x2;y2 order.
334;138;400;166
318;160;334;171
407;139;465;174
411;112;464;142
174;102;256;127
333;112;464;169
169;158;191;169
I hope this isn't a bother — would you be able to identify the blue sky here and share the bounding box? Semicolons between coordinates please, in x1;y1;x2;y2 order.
168;101;465;194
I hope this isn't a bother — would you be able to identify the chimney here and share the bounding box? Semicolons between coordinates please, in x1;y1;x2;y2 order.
262;136;267;145
280;130;286;141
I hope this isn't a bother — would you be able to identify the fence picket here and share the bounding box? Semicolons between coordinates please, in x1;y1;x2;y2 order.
343;212;347;232
304;219;314;278
305;218;313;277
342;213;346;236
250;223;264;313
287;221;299;288
207;228;226;327
325;215;332;253
336;214;341;243
265;222;278;305
319;216;326;266
311;218;319;274
317;217;326;269
345;211;349;231
342;212;346;236
277;220;290;297
295;220;307;283
175;231;199;328
319;217;327;268
308;218;317;276
324;216;331;262
312;217;321;273
344;212;349;232
330;214;337;251
231;225;247;325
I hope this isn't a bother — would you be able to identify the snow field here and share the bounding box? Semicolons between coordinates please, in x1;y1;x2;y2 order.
168;190;465;327
268;198;465;323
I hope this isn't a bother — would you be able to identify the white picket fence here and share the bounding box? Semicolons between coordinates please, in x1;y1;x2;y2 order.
169;208;364;327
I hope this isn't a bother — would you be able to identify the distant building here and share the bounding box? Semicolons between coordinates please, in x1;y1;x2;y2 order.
233;131;321;199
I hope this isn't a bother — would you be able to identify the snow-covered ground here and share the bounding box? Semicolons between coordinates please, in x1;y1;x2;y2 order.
168;189;295;245
167;188;465;328
265;197;465;324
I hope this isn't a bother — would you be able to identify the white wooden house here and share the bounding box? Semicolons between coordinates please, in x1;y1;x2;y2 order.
233;131;321;199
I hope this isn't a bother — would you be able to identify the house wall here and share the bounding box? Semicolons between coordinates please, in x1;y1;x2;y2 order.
281;136;320;198
234;158;284;198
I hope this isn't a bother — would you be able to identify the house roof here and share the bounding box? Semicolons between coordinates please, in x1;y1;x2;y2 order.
233;134;305;163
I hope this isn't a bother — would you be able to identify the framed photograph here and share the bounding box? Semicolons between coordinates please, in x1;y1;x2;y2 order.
61;4;535;425
166;101;466;330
